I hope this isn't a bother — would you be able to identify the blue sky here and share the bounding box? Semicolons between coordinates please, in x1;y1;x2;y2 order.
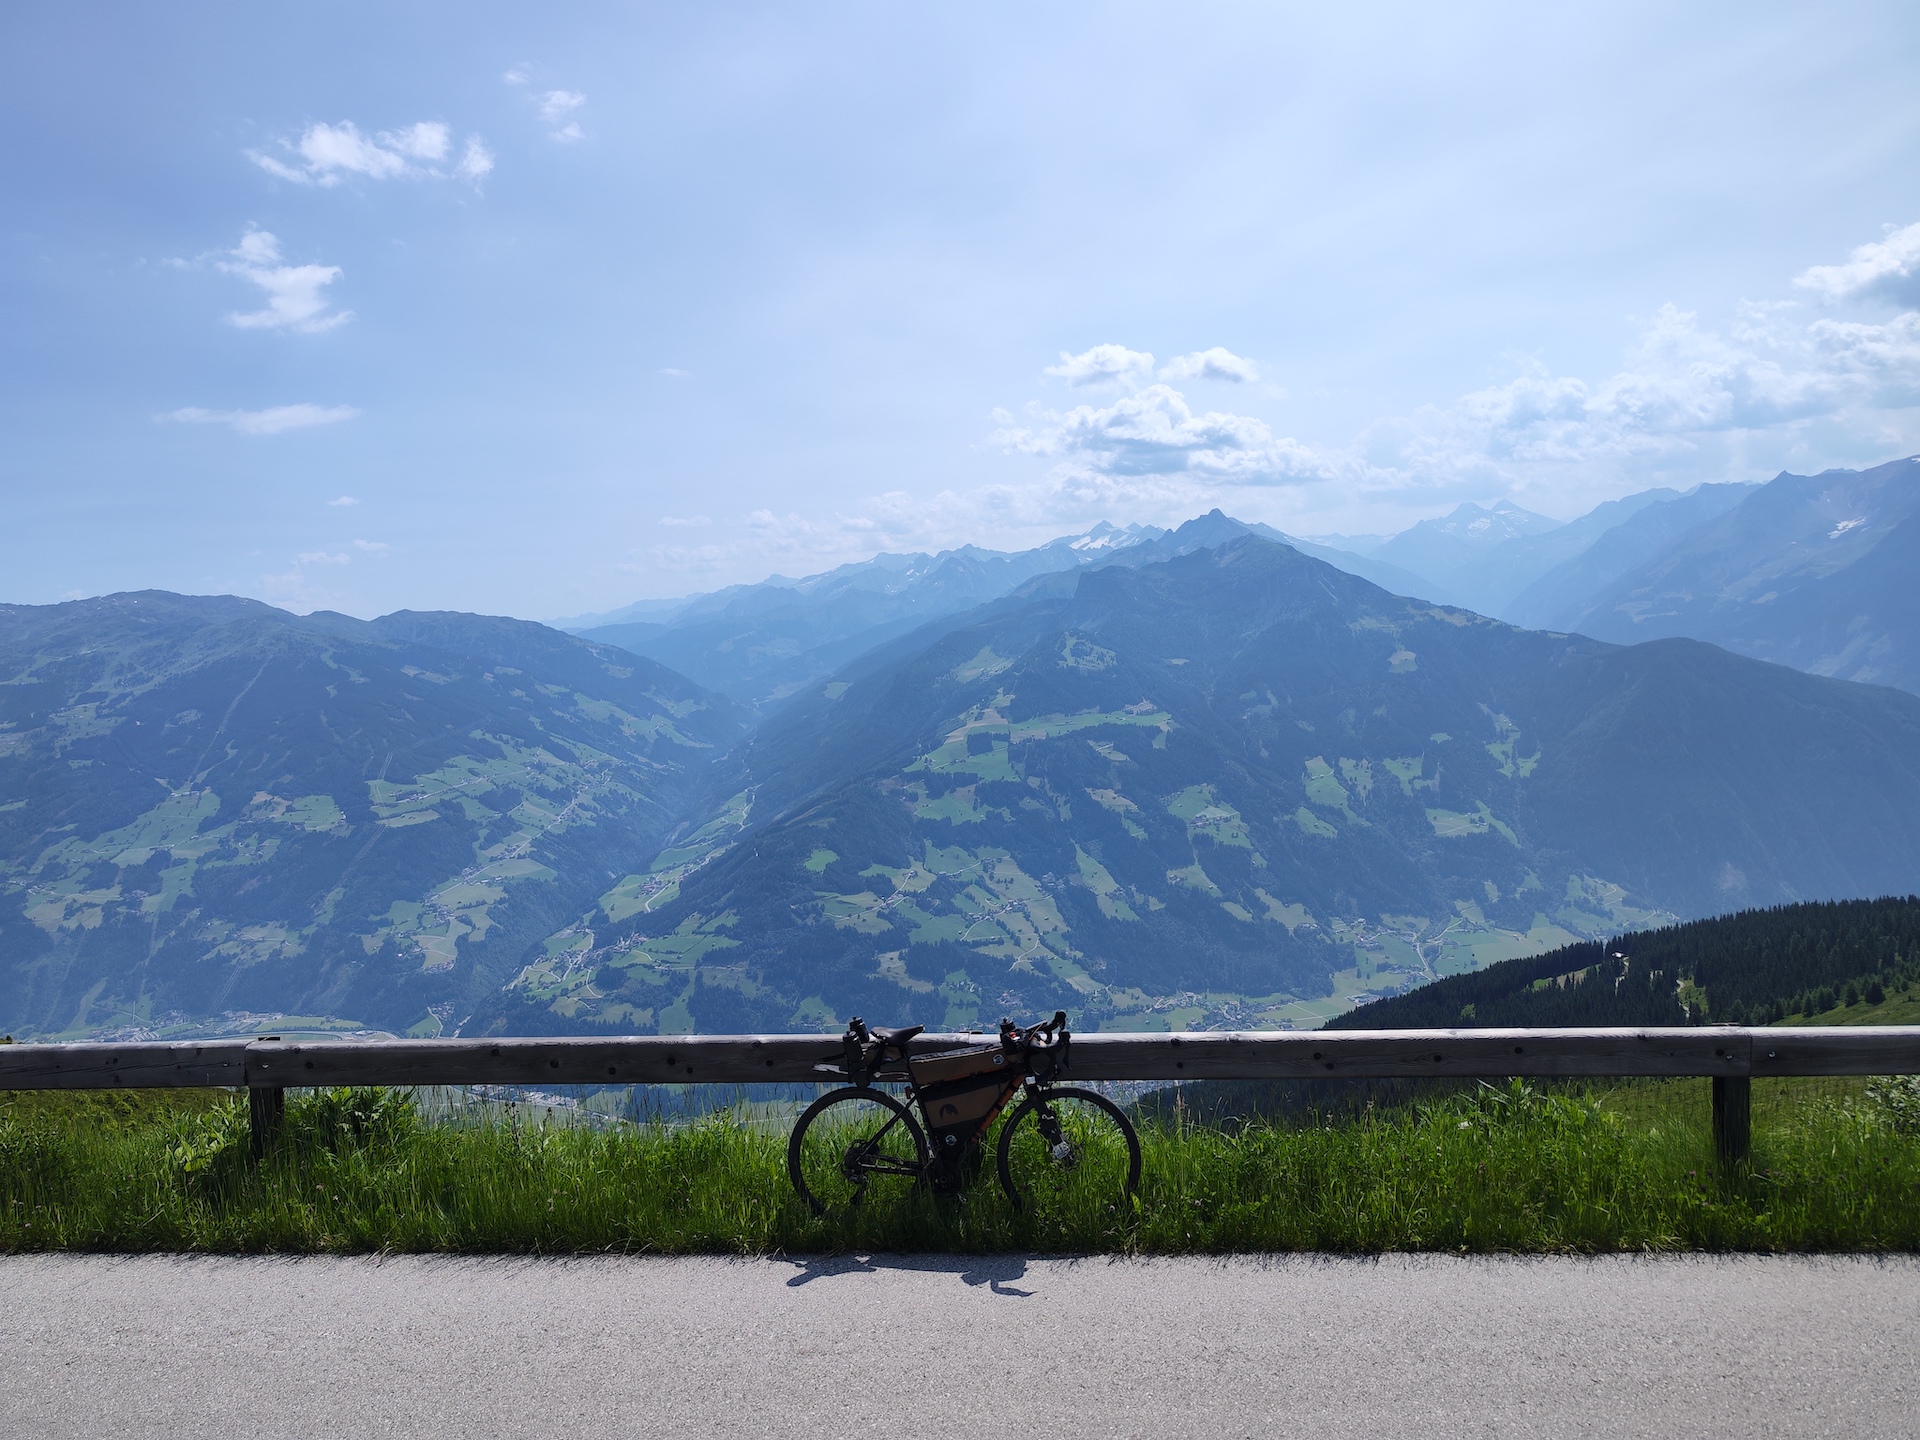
4;2;1918;619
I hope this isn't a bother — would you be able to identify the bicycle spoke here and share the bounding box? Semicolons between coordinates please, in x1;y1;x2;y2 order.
788;1088;928;1214
998;1087;1140;1217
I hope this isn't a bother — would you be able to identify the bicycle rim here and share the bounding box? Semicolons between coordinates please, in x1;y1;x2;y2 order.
996;1086;1141;1217
788;1087;928;1215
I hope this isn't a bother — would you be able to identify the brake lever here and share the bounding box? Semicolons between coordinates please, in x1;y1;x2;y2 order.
842;1017;872;1088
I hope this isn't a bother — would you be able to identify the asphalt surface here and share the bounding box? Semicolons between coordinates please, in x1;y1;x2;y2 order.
3;1253;1915;1438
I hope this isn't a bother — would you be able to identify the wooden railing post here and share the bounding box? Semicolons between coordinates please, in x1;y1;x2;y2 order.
248;1086;284;1162
1712;1075;1751;1171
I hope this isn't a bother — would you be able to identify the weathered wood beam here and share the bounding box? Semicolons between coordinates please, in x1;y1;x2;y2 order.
1062;1028;1759;1081
2;1027;1917;1093
1750;1028;1920;1075
0;1041;250;1090
241;1035;853;1088
240;1029;1768;1088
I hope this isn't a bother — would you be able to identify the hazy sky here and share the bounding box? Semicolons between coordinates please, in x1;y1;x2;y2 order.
4;2;1919;618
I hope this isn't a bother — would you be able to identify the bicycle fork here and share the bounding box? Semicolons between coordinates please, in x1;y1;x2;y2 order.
1032;1097;1079;1169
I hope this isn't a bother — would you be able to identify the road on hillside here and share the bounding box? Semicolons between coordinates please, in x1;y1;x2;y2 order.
4;1253;1914;1438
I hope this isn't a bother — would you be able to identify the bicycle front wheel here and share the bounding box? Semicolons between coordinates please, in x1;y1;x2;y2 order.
788;1087;929;1215
996;1085;1141;1215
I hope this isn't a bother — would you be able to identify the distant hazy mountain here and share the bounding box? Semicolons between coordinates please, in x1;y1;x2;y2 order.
1369;500;1565;607
0;593;744;1040
572;518;1446;708
1500;483;1757;631
572;524;1162;708
477;536;1920;1039
1299;532;1391;558
547;596;690;631
1557;455;1920;693
564;523;1155;632
1265;532;1460;605
1340;484;1770;630
1442;488;1679;616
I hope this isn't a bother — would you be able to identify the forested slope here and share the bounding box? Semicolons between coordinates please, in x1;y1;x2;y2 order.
1330;897;1920;1030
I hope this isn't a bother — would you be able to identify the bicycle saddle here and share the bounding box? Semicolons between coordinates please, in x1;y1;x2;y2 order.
868;1024;924;1046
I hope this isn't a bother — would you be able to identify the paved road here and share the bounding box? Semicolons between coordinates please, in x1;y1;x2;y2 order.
4;1253;1915;1438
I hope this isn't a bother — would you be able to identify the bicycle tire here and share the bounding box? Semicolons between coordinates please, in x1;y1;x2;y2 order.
787;1086;929;1215
995;1084;1141;1214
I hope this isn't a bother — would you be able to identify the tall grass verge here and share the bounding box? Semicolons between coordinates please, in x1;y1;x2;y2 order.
2;1078;1917;1254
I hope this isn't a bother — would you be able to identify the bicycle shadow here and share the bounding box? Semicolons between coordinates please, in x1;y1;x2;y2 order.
783;1253;1034;1297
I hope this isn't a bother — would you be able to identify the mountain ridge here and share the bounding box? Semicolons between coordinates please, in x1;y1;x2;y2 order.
0;591;745;1040
569;517;1455;709
475;535;1920;1040
1557;455;1920;693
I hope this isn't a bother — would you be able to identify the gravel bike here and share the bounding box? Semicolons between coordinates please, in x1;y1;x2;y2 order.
786;1012;1142;1215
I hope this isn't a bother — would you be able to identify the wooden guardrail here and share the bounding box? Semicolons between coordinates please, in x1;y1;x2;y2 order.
5;1026;1918;1165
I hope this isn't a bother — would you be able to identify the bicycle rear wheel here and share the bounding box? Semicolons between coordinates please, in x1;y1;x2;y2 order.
788;1087;929;1215
996;1085;1141;1215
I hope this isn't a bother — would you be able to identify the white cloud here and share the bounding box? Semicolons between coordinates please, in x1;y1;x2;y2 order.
352;539;389;553
166;403;359;435
539;89;587;142
502;71;587;140
1044;344;1155;389
456;136;495;181
1160;347;1260;383
625;504;939;581
218;230;350;333
1371;297;1920;497
988;223;1920;530
661;367;692;378
249;120;490;187
327;495;359;506
997;383;1331;502
256;545;371;610
1796;221;1920;306
384;122;449;161
627;220;1920;584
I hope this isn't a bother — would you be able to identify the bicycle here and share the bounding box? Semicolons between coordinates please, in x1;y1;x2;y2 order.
786;1011;1142;1215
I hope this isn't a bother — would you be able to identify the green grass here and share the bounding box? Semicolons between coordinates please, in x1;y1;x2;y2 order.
1775;983;1920;1028
3;1079;1919;1255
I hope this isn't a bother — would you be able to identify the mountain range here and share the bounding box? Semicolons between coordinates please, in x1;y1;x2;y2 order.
0;593;742;1040
564;520;1445;708
1552;455;1920;693
476;530;1920;1039
569;454;1919;708
1344;455;1920;694
7;453;1920;1043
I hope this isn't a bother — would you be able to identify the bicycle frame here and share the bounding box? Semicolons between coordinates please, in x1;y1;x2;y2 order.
788;1014;1140;1215
816;1014;1070;1189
